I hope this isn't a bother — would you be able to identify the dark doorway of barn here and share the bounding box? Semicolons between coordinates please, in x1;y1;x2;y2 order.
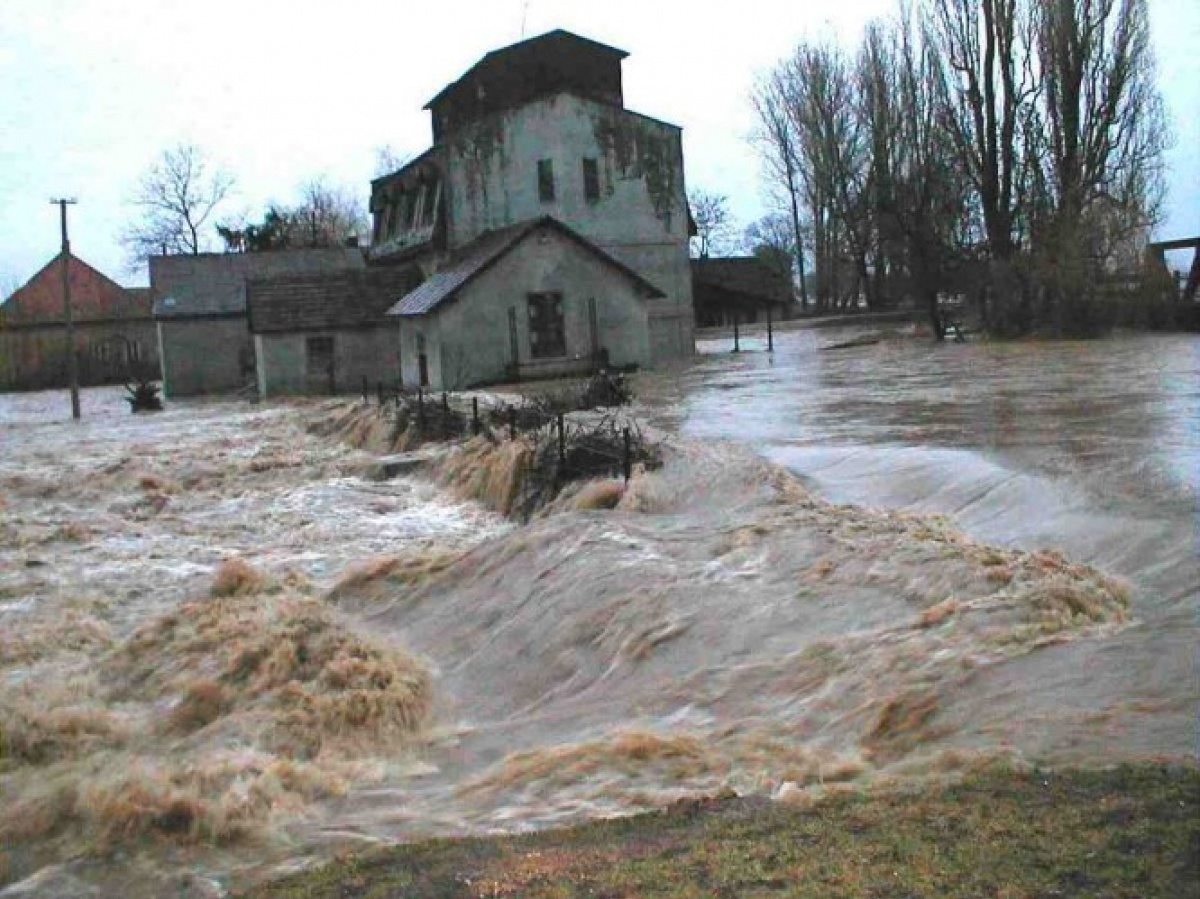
306;335;335;394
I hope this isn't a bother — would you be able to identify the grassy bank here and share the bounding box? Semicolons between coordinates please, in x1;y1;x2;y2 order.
242;762;1198;898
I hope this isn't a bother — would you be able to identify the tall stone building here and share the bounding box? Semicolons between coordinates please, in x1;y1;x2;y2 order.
372;29;695;389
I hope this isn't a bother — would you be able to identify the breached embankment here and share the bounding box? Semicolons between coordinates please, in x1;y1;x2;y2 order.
0;396;1151;895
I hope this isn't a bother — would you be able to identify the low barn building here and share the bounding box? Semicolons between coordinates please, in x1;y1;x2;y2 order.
0;253;157;391
151;248;365;397
389;216;664;390
247;267;421;397
691;257;793;328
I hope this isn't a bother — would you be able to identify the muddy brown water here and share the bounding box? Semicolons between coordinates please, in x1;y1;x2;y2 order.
0;329;1195;896
675;329;1198;761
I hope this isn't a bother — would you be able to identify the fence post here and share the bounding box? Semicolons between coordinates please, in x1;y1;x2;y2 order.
622;427;632;483
417;389;425;428
508;405;516;440
557;412;565;466
442;392;449;414
767;305;774;352
376;381;384;404
733;312;741;353
472;397;479;435
362;376;368;403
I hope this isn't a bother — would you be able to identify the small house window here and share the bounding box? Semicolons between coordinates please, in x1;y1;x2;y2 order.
537;159;555;203
582;158;600;202
307;335;334;357
527;292;566;359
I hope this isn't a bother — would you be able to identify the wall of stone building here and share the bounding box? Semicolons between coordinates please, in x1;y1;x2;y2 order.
0;320;159;391
157;317;253;397
255;328;401;398
398;315;443;392
440;93;694;361
401;225;651;391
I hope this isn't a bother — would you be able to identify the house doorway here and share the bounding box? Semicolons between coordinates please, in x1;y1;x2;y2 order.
306;335;335;394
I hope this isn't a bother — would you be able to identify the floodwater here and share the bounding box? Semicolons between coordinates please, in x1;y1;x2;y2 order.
0;329;1195;896
676;329;1198;762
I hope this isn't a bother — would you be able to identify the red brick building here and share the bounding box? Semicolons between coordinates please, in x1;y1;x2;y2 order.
0;253;158;391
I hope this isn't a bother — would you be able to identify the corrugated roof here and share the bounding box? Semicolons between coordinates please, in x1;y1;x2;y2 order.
389;216;665;317
152;247;366;319
248;267;423;334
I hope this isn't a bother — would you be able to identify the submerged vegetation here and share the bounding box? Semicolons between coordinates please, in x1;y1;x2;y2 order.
317;392;661;521
0;560;433;872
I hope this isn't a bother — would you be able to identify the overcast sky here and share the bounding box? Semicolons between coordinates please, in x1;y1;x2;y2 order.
2;0;1197;289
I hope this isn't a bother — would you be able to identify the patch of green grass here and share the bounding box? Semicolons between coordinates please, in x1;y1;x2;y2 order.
239;763;1199;898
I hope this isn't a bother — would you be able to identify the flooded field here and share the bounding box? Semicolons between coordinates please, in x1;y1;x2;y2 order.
1;330;1196;896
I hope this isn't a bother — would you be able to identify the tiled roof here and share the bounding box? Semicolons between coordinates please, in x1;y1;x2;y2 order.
390;216;665;317
691;257;792;304
152;247;366;319
0;254;150;326
247;267;423;334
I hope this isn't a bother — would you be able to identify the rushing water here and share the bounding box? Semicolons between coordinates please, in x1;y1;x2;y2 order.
0;330;1196;896
675;328;1199;759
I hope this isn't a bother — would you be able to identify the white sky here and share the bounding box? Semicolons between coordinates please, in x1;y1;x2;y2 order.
2;0;1197;288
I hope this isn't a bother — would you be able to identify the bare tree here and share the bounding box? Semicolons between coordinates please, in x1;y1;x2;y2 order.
121;143;236;267
1030;0;1167;329
292;176;370;248
689;189;736;258
771;40;871;310
374;145;413;178
749;0;1167;338
234;178;369;252
891;8;976;336
750;74;810;307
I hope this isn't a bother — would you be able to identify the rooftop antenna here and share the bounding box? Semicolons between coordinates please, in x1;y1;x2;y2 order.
520;0;530;37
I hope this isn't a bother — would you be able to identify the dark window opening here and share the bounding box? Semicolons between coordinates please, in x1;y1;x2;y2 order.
307;335;334;362
527;291;566;359
583;158;600;202
538;159;555;203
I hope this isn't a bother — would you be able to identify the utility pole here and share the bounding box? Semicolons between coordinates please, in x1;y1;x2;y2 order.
50;197;81;420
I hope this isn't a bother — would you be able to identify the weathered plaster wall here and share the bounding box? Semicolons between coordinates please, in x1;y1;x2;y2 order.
400;224;650;391
441;93;693;361
399;314;443;390
255;329;401;398
157;318;251;397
